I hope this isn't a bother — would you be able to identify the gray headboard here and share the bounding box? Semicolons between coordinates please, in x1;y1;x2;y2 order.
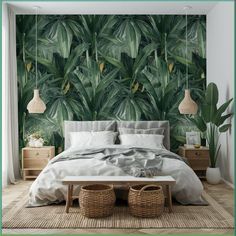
64;120;170;150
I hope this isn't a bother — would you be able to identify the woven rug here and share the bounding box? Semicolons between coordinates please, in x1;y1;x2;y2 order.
2;191;234;229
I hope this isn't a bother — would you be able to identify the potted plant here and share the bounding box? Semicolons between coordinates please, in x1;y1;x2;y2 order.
190;82;233;184
27;132;44;148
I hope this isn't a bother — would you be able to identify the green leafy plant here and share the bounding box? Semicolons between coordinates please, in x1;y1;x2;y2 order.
189;82;233;167
70;58;120;120
103;43;157;120
16;15;206;152
28;132;42;140
25;131;45;148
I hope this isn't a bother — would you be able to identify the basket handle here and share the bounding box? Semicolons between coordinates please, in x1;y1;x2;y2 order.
138;185;161;195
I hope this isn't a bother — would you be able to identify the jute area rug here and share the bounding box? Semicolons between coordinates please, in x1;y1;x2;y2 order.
3;191;234;229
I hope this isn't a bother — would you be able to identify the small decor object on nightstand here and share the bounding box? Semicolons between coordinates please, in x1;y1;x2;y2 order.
186;131;201;146
27;132;44;148
194;144;201;149
22;146;55;180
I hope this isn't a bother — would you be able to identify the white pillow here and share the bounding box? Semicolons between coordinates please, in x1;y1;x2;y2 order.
119;134;164;149
69;131;117;148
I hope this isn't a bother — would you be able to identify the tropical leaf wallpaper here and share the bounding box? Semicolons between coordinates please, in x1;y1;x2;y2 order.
16;15;206;153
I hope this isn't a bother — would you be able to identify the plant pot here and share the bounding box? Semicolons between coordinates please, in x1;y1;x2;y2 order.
28;139;44;148
206;167;221;184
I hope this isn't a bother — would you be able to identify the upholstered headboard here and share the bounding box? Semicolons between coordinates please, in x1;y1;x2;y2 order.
64;120;170;150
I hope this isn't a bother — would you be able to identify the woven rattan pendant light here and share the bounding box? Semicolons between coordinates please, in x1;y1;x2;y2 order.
27;6;46;114
178;6;198;115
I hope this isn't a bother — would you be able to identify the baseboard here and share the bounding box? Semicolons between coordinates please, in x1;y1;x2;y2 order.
221;178;234;189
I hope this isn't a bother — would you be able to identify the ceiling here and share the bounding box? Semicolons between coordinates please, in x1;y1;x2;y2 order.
7;1;218;15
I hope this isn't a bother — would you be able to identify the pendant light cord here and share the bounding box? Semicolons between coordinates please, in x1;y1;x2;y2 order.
35;7;38;89
185;10;188;90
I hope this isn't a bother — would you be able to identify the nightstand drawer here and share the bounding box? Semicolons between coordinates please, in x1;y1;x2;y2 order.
178;146;210;177
24;149;50;158
185;150;209;159
188;158;210;170
24;158;49;169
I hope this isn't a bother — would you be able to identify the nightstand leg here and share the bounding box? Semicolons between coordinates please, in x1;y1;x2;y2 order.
166;185;173;213
65;184;72;213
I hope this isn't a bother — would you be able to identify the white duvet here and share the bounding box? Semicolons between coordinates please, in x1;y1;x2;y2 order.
29;145;205;207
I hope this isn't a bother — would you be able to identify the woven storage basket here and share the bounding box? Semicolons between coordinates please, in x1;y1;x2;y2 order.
79;184;116;218
128;184;164;218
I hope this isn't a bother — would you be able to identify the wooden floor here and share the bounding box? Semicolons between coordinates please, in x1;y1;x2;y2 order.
2;180;234;235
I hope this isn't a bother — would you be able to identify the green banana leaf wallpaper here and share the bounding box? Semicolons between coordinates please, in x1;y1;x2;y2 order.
16;15;206;153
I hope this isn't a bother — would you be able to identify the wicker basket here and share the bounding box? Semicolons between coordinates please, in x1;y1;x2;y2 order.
128;184;164;218
79;184;116;218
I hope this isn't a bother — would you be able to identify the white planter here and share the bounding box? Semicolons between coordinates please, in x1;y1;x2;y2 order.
206;167;221;184
28;139;44;148
34;139;43;147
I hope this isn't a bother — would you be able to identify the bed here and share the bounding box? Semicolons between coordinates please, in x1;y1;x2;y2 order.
28;120;205;207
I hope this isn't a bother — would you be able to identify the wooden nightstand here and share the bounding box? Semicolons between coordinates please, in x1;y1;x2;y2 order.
22;146;55;180
178;146;210;177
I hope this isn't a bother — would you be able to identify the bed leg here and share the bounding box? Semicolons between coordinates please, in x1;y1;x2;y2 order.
166;185;173;213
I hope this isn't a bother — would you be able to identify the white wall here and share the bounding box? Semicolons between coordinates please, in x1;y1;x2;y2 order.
207;2;234;185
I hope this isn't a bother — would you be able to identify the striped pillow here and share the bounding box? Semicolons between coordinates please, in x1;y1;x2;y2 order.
118;127;164;135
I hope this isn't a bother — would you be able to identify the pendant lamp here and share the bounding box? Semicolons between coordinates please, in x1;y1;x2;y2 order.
178;6;198;115
27;6;46;114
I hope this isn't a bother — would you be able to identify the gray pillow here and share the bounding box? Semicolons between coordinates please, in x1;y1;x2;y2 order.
118;127;164;135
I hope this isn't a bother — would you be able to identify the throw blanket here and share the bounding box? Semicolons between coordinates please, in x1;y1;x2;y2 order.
51;147;185;177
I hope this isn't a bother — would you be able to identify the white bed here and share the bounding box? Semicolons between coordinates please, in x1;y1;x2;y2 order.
28;120;205;207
